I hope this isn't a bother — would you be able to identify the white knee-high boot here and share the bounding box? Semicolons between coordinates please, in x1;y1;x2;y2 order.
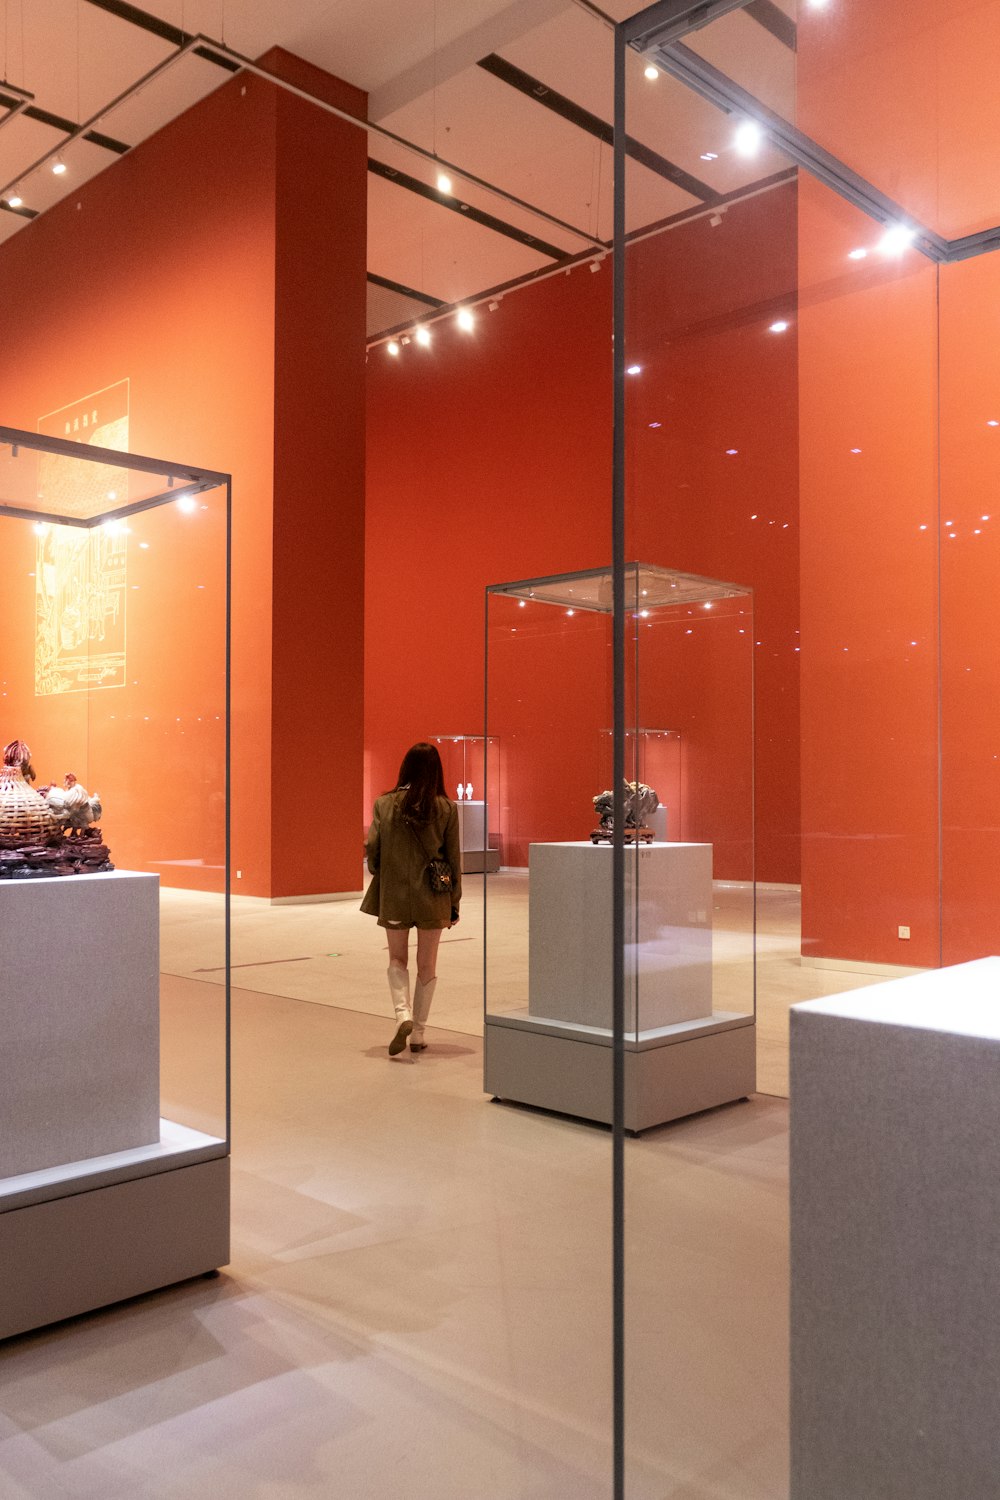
387;964;412;1056
410;976;437;1052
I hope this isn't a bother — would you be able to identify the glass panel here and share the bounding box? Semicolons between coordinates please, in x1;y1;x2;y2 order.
0;435;228;1214
427;734;500;873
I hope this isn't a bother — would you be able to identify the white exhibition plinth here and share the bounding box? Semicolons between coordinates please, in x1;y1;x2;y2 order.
457;800;499;874
485;840;755;1131
791;957;1000;1499
528;840;712;1031
0;870;160;1177
0;870;230;1341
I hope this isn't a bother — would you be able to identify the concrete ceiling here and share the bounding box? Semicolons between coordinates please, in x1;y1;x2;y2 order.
0;0;799;336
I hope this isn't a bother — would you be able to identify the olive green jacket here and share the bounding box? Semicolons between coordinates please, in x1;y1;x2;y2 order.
360;791;461;929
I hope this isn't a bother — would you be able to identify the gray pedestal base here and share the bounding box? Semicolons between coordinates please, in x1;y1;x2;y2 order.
0;1155;230;1341
485;1015;755;1132
791;957;1000;1499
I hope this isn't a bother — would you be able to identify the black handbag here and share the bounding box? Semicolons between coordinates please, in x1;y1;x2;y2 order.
404;812;453;893
427;857;453;894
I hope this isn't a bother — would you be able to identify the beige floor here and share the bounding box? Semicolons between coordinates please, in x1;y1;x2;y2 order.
0;879;891;1498
161;874;897;1098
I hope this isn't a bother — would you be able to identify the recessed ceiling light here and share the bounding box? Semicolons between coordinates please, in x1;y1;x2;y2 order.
415;325;431;347
387;341;400;356
726;448;738;456
987;419;999;427
52;158;67;176
644;65;659;80
769;320;790;333
848;247;868;260
456;307;475;332
734;120;763;157
626;364;641;375
436;173;452;194
648;421;662;429
879;224;915;256
177;495;197;513
7;191;23;208
700;151;719;162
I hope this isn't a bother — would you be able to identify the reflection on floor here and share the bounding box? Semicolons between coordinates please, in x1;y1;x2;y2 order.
160;875;904;1097
0;989;790;1500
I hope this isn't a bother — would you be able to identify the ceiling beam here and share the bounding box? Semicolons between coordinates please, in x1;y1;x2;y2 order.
81;0;238;71
478;54;719;203
368;158;569;261
368;272;445;308
368;0;568;121
745;1;796;51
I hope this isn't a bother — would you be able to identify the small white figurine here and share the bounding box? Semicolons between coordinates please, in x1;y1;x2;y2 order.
456;783;466;801
466;784;474;801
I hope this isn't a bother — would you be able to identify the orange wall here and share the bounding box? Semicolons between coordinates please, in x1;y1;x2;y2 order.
0;53;367;899
268;52;367;898
798;175;941;966
365;184;799;882
0;71;277;893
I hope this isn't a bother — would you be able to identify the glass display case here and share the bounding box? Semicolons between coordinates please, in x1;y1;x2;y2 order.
428;733;501;873
0;425;230;1339
483;563;755;1131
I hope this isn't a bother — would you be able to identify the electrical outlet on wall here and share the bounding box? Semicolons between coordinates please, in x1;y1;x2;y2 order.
898;924;911;940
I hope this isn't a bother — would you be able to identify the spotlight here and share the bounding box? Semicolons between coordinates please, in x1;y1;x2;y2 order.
456;307;475;332
709;210;725;228
626;364;642;376
847;247;868;260
7;190;22;208
177;495;198;514
436;172;452;194
488;300;500;312
644;65;659;80
879;224;914;256
734;120;763;156
387;341;400;357
769;320;790;333
52;157;67;176
32;522;46;536
415;325;431;347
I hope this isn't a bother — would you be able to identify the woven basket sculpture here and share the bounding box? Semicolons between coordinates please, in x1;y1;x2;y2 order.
0;740;56;841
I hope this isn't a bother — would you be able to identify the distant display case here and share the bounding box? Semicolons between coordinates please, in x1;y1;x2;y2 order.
483;563;755;1131
429;733;501;873
0;425;230;1339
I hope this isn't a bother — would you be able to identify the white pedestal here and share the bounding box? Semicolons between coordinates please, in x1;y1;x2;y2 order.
649;805;668;841
791;958;1000;1499
0;871;160;1178
528;841;712;1031
457;800;499;874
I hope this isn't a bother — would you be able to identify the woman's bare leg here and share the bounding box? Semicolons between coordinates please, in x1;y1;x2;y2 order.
410;928;443;1051
385;927;412;1055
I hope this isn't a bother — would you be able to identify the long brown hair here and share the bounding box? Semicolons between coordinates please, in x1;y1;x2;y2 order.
392;742;447;826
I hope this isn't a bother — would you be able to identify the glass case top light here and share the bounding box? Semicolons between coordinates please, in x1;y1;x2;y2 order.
0;427;226;528
488;563;751;613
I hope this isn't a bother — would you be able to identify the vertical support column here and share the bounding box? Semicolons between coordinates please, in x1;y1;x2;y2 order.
267;50;368;898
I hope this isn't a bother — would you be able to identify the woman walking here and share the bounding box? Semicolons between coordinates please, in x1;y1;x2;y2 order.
361;742;461;1056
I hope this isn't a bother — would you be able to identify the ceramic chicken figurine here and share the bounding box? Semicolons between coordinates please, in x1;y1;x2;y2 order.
44;773;103;832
